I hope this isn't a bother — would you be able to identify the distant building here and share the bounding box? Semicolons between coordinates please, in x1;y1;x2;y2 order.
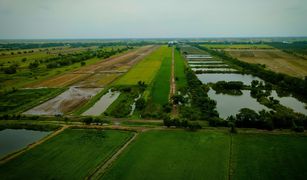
168;41;178;47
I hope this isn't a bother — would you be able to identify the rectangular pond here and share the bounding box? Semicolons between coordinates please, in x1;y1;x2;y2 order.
0;129;51;159
82;89;120;116
188;61;224;64
192;68;237;72
208;89;270;119
190;64;229;68
196;73;262;85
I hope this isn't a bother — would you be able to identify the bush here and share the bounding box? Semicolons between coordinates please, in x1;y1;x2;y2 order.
292;126;304;132
82;117;93;125
4;65;17;74
187;122;201;131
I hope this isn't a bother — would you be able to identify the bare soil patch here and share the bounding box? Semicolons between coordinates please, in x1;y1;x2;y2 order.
226;49;307;78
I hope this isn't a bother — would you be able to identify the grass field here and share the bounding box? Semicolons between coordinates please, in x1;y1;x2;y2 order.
115;46;168;85
0;88;64;114
101;130;230;180
150;47;172;105
226;49;307;78
202;44;273;49
174;49;188;90
0;129;133;179
232;133;307;180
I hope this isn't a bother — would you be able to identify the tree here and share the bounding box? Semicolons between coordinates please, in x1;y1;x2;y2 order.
29;60;39;70
4;65;17;74
136;98;146;110
163;116;172;127
83;117;93;125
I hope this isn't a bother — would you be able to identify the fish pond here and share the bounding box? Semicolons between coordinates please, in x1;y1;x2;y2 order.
0;129;51;159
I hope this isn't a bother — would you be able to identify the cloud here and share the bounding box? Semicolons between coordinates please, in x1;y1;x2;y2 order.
0;0;307;39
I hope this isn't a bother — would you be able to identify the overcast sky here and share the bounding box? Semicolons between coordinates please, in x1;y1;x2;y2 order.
0;0;307;39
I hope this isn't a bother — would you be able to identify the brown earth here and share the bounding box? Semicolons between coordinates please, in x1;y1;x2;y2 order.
226;49;307;78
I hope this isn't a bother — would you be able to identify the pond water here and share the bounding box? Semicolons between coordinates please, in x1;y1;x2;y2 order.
129;94;141;116
0;129;50;158
190;64;229;67
192;68;237;72
270;91;307;115
82;89;120;116
188;61;224;64
208;89;270;119
196;73;262;85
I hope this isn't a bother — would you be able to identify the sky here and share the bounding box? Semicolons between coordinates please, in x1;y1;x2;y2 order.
0;0;307;39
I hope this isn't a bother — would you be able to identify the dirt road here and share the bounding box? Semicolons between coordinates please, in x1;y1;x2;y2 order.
169;47;177;116
86;132;139;179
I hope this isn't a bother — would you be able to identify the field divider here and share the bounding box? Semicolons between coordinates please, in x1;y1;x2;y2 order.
228;134;234;180
87;132;139;180
0;125;69;165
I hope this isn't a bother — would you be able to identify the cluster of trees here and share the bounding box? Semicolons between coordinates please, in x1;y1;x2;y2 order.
0;41;152;51
269;42;307;56
195;45;307;97
0;43;66;50
96;46;133;58
2;64;18;74
82;116;110;125
227;108;307;132
250;80;273;99
180;69;218;120
163;116;201;131
212;81;244;95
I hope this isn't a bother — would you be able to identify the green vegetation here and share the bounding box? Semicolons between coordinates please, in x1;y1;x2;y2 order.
202;44;273;49
102;130;230;180
150;48;172;105
179;69;218;120
105;86;141;118
232;133;307;179
212;81;244;95
0;129;133;179
115;46;168;85
0;46;130;92
269;42;307;57
0;88;64;115
174;48;188;91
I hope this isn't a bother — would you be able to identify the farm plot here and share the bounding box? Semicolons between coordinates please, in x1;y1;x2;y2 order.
23;87;101;115
24;46;157;115
28;46;156;88
226;49;307;78
0;88;63;115
115;46;169;85
74;73;120;88
231;133;307;180
101;130;230;180
0;129;133;180
150;47;172;105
